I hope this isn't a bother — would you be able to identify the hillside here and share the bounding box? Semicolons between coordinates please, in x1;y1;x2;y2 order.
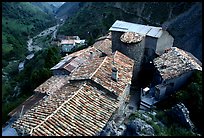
55;2;81;19
166;2;202;62
2;2;56;64
2;2;59;125
31;2;64;15
57;2;202;61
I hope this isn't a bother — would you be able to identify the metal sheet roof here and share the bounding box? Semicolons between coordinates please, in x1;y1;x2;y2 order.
50;57;73;70
109;20;163;38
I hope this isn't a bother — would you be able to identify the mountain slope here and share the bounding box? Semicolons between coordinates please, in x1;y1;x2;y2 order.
57;2;202;61
48;2;64;8
55;2;81;19
31;2;64;15
2;2;59;125
166;2;202;61
2;2;56;63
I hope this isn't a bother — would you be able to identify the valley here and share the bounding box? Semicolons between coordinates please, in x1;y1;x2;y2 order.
2;2;63;126
19;24;60;71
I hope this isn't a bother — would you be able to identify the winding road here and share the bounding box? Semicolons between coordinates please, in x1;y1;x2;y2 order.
18;24;59;71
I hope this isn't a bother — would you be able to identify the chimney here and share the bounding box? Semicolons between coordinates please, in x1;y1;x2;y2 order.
111;67;118;81
89;51;93;60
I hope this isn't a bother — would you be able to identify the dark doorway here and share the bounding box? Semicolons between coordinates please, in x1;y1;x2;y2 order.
137;61;155;88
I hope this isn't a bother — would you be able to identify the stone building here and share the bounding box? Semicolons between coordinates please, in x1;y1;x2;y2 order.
140;47;202;109
50;47;102;75
11;50;134;136
51;34;112;76
60;39;76;52
9;33;113;122
109;20;174;83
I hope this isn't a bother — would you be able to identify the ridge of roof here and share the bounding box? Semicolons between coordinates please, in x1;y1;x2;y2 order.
30;83;86;135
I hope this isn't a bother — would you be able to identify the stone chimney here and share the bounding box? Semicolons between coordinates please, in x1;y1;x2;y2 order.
89;51;93;60
111;67;118;81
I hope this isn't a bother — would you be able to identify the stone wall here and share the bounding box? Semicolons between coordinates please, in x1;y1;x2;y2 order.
164;70;193;95
144;37;157;50
111;31;145;84
117;83;131;116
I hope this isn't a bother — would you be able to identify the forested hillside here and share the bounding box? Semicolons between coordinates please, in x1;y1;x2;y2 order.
55;2;80;19
2;2;61;125
31;2;64;15
57;2;202;61
2;2;56;65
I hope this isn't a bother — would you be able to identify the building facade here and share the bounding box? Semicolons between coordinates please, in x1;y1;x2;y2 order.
140;47;202;110
109;20;174;84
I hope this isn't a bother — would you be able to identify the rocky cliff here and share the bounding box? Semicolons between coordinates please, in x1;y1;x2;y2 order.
165;2;202;61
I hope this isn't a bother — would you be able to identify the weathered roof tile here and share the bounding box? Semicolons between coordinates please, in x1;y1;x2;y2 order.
12;34;134;136
68;51;134;97
31;83;118;136
154;47;202;80
34;75;69;95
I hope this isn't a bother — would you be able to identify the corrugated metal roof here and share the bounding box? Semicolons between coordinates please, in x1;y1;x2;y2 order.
109;20;163;38
147;27;161;37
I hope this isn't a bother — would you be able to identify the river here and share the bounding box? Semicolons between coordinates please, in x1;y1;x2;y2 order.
18;24;59;72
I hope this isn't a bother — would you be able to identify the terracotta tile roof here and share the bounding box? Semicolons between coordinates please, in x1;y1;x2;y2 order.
11;34;134;136
153;47;202;80
95;32;111;41
67;46;101;59
34;76;70;95
31;82;118;136
51;33;112;73
8;93;46;117
12;82;118;136
12;82;83;134
51;47;102;74
50;56;75;70
69;51;134;97
93;33;112;55
68;57;105;80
